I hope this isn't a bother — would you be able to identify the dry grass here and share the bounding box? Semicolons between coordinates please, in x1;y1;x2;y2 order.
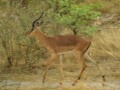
91;26;120;60
83;0;120;14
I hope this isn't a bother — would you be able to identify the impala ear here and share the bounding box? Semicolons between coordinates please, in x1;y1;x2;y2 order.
35;20;43;26
35;22;40;26
39;20;43;25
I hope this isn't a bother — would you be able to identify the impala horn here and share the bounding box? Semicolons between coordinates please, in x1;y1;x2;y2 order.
26;11;44;35
32;11;44;28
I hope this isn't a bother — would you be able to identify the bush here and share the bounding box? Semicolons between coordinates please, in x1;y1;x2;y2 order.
54;1;102;35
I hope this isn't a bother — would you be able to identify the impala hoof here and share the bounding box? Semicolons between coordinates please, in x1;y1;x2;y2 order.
59;82;63;85
42;80;45;83
42;78;45;83
72;83;75;86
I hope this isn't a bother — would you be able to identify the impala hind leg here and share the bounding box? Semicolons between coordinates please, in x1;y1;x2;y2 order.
72;52;87;86
59;55;64;85
42;53;58;83
96;62;106;86
85;51;106;86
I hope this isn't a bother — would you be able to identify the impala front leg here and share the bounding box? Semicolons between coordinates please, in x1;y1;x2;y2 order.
42;53;57;83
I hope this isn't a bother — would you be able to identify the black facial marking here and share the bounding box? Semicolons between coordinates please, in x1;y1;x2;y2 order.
31;11;44;31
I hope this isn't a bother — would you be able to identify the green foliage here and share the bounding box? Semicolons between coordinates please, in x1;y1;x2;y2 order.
80;26;98;36
54;0;102;35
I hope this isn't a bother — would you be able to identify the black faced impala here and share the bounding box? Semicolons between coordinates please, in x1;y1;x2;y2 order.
27;12;105;86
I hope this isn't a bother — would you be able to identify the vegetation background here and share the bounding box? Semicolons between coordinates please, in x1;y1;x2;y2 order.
0;0;120;90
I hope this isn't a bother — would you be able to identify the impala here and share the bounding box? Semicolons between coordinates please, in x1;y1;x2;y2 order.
26;12;105;86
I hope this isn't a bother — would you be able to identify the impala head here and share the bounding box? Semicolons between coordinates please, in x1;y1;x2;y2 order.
27;12;44;36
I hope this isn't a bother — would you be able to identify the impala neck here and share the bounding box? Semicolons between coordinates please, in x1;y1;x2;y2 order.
34;27;48;45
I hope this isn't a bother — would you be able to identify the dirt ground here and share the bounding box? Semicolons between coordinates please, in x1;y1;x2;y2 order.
0;53;120;90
